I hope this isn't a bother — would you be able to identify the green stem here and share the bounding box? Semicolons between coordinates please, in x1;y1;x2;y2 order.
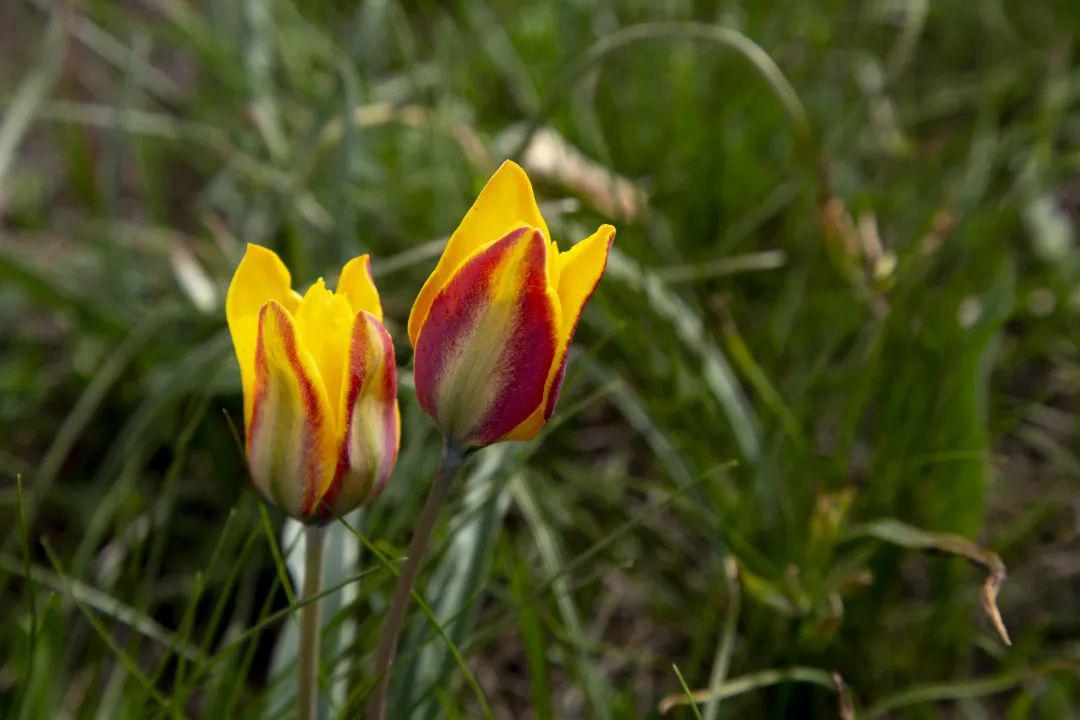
366;441;465;720
299;524;325;720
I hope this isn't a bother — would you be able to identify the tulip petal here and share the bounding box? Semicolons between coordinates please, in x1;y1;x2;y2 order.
226;244;301;429
294;279;355;419
337;254;383;320
414;225;560;447
554;225;616;343
503;224;615;441
317;311;400;518
408;160;550;347
247;300;337;520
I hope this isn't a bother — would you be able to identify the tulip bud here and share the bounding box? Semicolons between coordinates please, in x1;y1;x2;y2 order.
409;160;614;448
226;245;400;522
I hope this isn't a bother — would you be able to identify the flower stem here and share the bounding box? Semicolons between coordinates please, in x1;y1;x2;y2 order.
299;523;326;720
366;440;465;720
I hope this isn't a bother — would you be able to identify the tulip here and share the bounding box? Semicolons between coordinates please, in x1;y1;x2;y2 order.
226;244;400;720
367;160;614;720
409;159;615;448
226;243;400;522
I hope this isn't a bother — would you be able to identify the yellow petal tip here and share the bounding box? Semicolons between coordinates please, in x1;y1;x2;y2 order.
337;254;383;320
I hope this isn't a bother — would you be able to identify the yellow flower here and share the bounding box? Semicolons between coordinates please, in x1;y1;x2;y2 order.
408;160;615;448
226;244;399;521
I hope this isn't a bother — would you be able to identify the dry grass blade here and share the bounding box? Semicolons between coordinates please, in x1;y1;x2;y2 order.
518;127;642;219
847;519;1011;645
832;671;856;720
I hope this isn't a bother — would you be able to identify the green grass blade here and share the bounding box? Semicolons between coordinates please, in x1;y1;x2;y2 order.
39;541;174;710
393;445;513;719
0;553;203;662
13;476;38;719
702;556;741;720
603;248;762;462
863;661;1080;720
512;474;613;720
659;666;837;714
672;663;705;720
0;6;66;193
335;516;497;720
512;21;810;159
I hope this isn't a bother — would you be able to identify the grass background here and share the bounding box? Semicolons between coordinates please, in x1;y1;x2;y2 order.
2;0;1079;717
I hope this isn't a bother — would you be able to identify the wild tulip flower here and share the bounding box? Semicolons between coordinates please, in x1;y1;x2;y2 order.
226;243;400;522
367;160;614;720
409;159;615;449
226;243;399;720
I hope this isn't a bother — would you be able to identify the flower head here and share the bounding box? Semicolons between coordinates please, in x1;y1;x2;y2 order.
409;160;615;448
226;244;399;522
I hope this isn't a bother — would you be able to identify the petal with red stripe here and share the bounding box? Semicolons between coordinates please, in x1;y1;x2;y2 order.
414;226;560;447
317;311;400;518
225;244;301;431
247;300;337;520
503;224;615;441
408;160;550;347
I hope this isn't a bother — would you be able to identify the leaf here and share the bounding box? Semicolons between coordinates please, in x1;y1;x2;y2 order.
737;562;803;617
847;518;1011;645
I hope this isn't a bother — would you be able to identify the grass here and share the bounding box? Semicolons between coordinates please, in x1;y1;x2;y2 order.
2;0;1079;717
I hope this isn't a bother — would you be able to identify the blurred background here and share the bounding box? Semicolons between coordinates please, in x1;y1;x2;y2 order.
2;1;1079;718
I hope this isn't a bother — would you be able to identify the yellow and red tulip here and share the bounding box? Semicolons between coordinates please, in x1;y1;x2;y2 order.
226;244;400;522
408;160;615;448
